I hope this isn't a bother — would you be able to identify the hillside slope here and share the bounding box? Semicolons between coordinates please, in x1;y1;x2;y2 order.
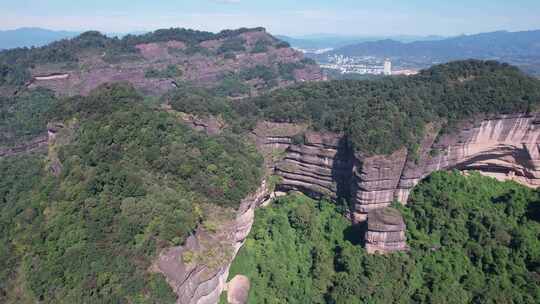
0;27;322;97
2;43;540;303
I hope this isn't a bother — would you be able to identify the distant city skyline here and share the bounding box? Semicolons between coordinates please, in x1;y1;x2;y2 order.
1;0;539;36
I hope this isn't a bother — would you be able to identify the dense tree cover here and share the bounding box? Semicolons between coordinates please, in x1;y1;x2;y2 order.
144;64;183;79
0;88;57;146
212;75;250;98
125;27;267;47
0;63;31;86
0;31;134;67
164;83;235;118
226;193;350;304
236;60;540;155
0;84;263;303
240;65;278;86
227;172;540;303
217;37;247;55
251;39;272;54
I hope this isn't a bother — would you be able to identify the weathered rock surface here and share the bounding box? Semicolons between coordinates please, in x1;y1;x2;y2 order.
395;114;540;203
275;131;352;199
254;114;540;221
365;207;408;254
350;148;408;221
152;180;272;304
224;275;250;304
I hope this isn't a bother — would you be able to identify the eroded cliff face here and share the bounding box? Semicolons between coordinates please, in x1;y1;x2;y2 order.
274;131;352;200
151;180;274;304
254;114;540;222
395;114;540;203
5;112;540;303
365;207;408;254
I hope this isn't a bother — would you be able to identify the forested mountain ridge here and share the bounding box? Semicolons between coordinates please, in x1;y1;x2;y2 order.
237;60;540;155
0;27;322;97
0;83;264;303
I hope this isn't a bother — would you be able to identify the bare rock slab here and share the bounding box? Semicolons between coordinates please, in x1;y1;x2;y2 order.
225;275;250;304
365;207;409;254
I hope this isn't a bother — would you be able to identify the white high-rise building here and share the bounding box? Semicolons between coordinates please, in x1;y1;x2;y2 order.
384;58;392;75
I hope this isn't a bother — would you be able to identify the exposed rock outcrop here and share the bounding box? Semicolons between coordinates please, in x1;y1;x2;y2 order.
254;114;540;221
275;131;352;200
365;207;408;254
152;180;272;304
395;114;540;203
178;113;226;136
350;148;408;221
224;275;250;304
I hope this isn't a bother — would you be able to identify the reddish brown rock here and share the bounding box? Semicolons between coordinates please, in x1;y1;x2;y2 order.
151;180;271;304
225;275;250;304
365;207;408;254
256;114;540;221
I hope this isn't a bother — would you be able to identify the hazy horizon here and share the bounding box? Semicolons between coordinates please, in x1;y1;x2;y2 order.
1;26;539;41
1;0;539;37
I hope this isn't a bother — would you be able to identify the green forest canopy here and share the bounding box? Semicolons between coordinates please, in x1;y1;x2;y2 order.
1;58;540;302
0;84;263;303
227;171;540;303
235;60;540;155
156;60;540;156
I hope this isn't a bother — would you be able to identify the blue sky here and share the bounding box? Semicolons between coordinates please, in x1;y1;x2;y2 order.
1;0;539;36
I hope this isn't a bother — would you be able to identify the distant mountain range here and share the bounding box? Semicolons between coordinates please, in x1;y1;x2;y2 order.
0;28;148;50
276;34;446;50
0;28;79;49
325;30;540;76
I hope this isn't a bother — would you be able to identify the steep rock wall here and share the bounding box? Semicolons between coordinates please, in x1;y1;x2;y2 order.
395;114;540;203
255;114;540;221
151;113;540;303
152;180;274;304
274;131;352;200
365;207;408;254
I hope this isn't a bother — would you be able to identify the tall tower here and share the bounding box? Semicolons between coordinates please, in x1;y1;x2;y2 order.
383;58;392;76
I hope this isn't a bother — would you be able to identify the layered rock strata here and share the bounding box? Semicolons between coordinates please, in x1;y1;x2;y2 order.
274;131;352;200
350;148;408;221
365;207;408;254
255;114;540;221
147;114;540;303
395;114;540;203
